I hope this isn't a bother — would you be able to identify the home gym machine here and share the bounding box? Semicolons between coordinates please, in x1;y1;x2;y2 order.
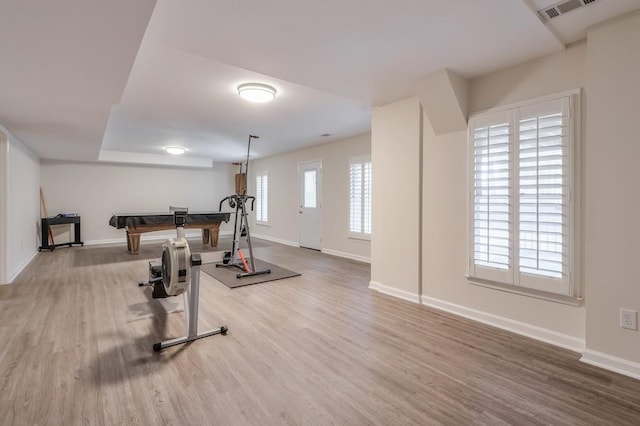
141;207;228;352
217;134;271;279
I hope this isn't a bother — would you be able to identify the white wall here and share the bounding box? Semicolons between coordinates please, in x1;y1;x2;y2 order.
40;161;236;244
469;40;587;113
370;98;422;300
419;42;588;348
370;45;588;347
2;126;40;283
371;13;640;377
0;131;6;284
584;11;640;366
248;133;371;262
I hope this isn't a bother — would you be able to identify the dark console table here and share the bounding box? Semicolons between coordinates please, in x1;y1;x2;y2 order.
39;216;84;251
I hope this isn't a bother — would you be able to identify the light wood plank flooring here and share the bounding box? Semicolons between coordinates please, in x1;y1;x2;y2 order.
1;237;640;425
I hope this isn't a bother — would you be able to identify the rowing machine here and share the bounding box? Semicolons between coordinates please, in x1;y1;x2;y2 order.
141;207;228;351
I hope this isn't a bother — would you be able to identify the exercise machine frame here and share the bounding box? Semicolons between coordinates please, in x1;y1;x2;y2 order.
153;249;227;351
216;135;271;279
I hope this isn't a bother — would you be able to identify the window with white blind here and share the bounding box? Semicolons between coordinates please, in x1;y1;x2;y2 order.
468;91;579;297
255;171;269;224
349;156;372;239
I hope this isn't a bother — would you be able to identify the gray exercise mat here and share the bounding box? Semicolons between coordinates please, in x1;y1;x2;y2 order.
200;258;300;288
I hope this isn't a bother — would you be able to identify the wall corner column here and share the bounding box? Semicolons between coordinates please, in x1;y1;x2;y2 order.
370;97;422;302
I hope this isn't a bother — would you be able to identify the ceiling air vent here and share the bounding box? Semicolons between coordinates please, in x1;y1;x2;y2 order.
538;0;600;21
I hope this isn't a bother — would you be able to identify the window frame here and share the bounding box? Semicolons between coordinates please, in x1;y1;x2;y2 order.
255;170;269;226
467;89;581;302
348;155;372;241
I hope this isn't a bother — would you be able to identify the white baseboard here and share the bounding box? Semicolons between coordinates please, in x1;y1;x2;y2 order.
7;249;38;284
581;349;640;381
369;281;421;304
84;237;126;246
251;233;299;247
321;248;370;264
421;296;585;353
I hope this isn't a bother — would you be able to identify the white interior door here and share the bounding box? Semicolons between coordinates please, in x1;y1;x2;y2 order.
299;161;322;250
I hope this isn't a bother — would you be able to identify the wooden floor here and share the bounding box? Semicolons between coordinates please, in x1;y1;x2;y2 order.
2;238;640;425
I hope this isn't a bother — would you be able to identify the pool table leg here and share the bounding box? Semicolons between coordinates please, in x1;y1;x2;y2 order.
202;229;210;244
126;229;132;252
209;224;220;247
128;233;141;254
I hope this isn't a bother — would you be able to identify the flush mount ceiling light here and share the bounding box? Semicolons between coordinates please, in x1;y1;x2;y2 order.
237;83;276;103
165;146;186;155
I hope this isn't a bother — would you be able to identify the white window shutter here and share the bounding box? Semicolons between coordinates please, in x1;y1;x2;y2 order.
262;174;268;222
256;175;262;221
256;173;268;223
349;157;372;237
363;162;372;234
469;111;513;284
350;162;362;233
517;98;571;294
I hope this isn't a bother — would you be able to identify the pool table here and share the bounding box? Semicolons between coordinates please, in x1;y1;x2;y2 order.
109;211;231;254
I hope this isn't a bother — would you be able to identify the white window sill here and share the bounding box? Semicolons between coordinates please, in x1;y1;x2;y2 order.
348;233;371;242
466;275;583;307
256;222;270;227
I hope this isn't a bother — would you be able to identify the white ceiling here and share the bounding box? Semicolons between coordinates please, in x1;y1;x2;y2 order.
1;0;639;166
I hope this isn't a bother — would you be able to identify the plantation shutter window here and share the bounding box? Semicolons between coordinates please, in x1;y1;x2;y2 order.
256;172;269;224
349;156;372;239
468;93;577;298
